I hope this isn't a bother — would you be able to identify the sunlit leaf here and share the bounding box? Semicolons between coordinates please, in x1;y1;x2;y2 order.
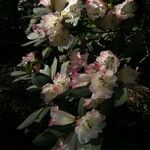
60;61;69;74
17;107;49;130
50;57;57;80
11;70;27;76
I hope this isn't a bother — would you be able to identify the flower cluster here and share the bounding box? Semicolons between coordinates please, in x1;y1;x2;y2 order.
15;0;139;150
26;0;136;47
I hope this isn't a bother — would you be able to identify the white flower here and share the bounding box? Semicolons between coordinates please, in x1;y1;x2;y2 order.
89;71;117;99
38;0;51;7
61;0;82;26
49;106;76;126
85;0;107;21
114;0;137;20
96;50;120;75
41;83;63;104
37;13;71;46
37;13;63;36
75;109;106;144
53;73;70;91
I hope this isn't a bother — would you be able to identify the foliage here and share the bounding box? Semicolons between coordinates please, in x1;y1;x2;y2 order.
10;0;150;149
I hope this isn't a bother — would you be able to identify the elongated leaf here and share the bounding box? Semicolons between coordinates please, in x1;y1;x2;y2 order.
67;86;91;99
78;98;86;115
50;57;57;80
32;73;51;88
35;107;50;123
22;39;38;46
60;61;69;74
42;47;52;60
39;65;50;76
27;32;39;40
26;85;39;91
33;124;74;146
13;75;31;83
17;108;44;130
11;71;27;76
34;38;46;46
33;7;50;16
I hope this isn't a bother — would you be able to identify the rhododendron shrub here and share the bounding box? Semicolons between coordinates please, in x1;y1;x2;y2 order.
12;0;141;149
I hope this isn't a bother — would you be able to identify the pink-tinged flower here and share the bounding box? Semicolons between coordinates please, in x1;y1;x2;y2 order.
36;13;71;46
38;0;51;7
41;83;63;104
68;50;88;73
71;72;91;88
61;0;82;26
89;71;117;99
53;73;70;91
49;106;76;126
96;50;120;75
37;13;63;35
21;52;36;66
85;0;107;21
85;62;102;75
75;109;106;144
83;97;104;109
99;10;122;30
114;0;137;20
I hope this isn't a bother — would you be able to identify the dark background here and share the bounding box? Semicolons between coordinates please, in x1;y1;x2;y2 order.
0;0;150;150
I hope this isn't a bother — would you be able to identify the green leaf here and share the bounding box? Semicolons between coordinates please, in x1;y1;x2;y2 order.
98;99;113;116
33;124;74;146
17;107;48;130
50;57;57;80
26;85;39;91
113;82;128;107
21;39;38;46
39;65;50;76
10;70;27;76
33;128;56;146
31;73;51;88
35;107;50;123
78;98;87;115
13;75;31;83
42;47;52;60
67;86;91;99
25;62;32;75
33;7;50;16
60;61;69;74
